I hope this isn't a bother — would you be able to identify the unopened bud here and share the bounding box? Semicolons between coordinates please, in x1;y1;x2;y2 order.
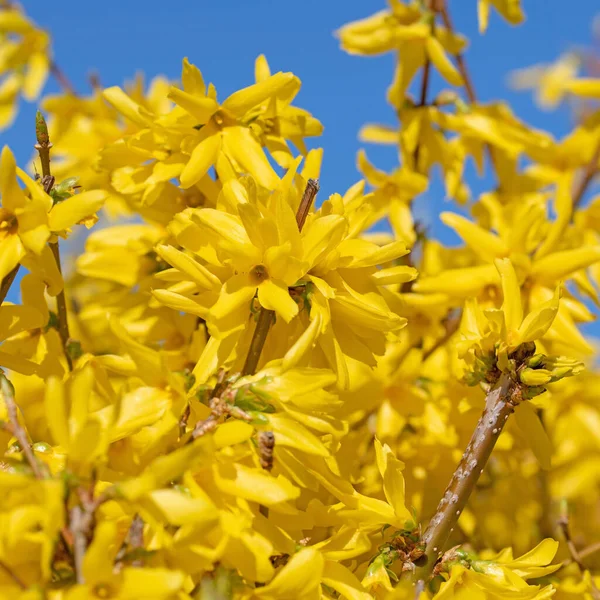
519;368;552;386
35;110;50;146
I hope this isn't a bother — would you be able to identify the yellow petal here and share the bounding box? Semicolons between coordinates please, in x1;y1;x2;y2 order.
213;462;300;506
425;36;464;87
120;568;185;598
0;234;25;281
179;128;222;189
103;86;153;126
213;420;254;449
441;212;508;262
514;402;552;470
517;286;560;345
322;561;372;600
255;548;324;598
257;279;298;322
495;258;523;336
48;190;107;232
166;86;219;121
564;78;600;98
266;413;329;457
532;246;600;283
222;72;298;116
222;126;280;190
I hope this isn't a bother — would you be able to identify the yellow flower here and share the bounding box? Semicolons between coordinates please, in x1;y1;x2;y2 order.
166;57;299;189
0;6;51;129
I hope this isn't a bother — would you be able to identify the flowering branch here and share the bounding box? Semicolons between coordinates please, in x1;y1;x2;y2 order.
0;374;48;479
242;178;320;376
572;138;600;210
559;502;600;600
0;265;20;306
414;372;517;583
35;110;74;371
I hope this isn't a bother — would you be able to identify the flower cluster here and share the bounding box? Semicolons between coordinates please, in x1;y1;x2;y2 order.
1;0;600;598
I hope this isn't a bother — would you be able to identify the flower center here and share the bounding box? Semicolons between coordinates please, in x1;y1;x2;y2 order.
249;264;269;285
93;583;116;598
0;208;18;240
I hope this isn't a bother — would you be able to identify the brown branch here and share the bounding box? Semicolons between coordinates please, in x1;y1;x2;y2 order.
0;374;48;479
50;61;77;96
69;505;89;585
242;178;320;377
572;138;600;211
0;265;20;306
242;308;275;376
439;3;500;180
414;372;516;583
49;241;73;371
439;6;476;104
35;110;73;371
413;59;431;172
559;504;600;600
421;309;461;362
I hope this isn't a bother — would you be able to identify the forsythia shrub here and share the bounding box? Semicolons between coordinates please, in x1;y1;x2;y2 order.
1;1;600;598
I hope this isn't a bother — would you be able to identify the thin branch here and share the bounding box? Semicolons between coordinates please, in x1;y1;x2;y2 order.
421;310;461;362
439;6;476;104
414;372;516;583
559;504;600;600
69;504;89;585
0;374;48;479
413;59;431;171
242;308;275;376
242;178;320;377
439;3;499;179
49;241;73;371
127;514;145;567
572;138;600;211
0;265;20;306
50;61;77;96
296;179;320;231
35;110;73;371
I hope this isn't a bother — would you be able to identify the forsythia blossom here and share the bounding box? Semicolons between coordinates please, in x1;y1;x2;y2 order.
0;0;599;599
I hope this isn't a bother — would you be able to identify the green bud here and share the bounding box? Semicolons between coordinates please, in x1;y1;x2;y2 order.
526;354;545;368
35;110;50;146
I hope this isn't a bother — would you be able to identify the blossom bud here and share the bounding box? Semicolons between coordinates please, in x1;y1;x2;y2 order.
519;368;552;386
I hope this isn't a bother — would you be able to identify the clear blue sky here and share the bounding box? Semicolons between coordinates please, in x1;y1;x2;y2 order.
3;1;600;317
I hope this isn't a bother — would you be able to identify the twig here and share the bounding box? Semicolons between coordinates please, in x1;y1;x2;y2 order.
572;138;600;210
559;503;600;600
242;309;275;376
128;514;145;567
35;110;73;371
0;265;20;306
414;372;516;583
421;309;461;362
439;6;476;104
413;59;431;171
241;178;320;377
295;178;320;231
0;374;48;479
50;61;77;96
0;559;26;590
69;485;109;584
439;3;499;179
69;505;89;585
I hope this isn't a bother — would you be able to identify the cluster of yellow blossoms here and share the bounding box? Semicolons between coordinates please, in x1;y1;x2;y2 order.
1;0;600;598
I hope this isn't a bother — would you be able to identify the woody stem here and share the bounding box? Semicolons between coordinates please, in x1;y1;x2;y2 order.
241;179;320;377
35;112;73;371
414;373;516;583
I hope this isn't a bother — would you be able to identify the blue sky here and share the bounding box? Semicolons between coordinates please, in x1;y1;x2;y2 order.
3;1;600;309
